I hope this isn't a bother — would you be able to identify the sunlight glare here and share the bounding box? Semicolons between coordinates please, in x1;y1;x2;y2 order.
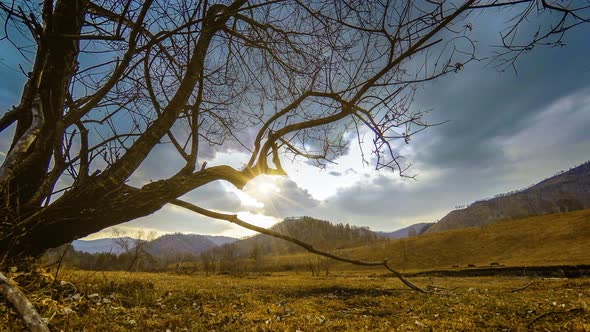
245;175;280;197
237;211;280;229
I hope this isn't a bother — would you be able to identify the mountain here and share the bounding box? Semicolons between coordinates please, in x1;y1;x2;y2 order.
426;161;590;234
73;234;236;258
145;233;236;262
220;216;381;257
206;235;237;246
377;222;434;239
72;237;134;254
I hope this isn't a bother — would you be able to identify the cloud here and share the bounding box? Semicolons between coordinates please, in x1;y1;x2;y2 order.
242;176;320;218
180;181;244;212
410;16;590;172
307;84;590;232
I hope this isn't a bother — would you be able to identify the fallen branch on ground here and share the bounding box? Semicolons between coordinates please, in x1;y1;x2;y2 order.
0;271;50;332
528;308;585;327
171;199;427;293
510;279;535;293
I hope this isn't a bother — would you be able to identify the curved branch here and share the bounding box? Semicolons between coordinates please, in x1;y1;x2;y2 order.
0;271;50;332
96;1;248;186
171;199;426;293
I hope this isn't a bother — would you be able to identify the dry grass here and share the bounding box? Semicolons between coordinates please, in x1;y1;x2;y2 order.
337;209;590;272
1;210;588;330
1;270;589;331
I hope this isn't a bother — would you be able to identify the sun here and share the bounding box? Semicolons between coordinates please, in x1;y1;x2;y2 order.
246;175;280;197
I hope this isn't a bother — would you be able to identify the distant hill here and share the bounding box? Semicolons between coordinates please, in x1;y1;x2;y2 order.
221;216;380;257
73;234;235;258
72;237;134;254
339;209;590;271
377;223;434;239
145;233;236;263
426;161;590;234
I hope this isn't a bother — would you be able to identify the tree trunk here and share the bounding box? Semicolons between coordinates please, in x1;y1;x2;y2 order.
1;164;245;263
2;0;87;210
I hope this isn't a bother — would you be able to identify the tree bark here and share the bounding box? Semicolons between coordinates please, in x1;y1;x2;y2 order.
2;0;87;209
0;164;249;261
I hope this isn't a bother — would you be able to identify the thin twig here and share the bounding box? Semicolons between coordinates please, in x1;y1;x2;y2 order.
528;308;585;327
53;242;72;283
510;279;535;293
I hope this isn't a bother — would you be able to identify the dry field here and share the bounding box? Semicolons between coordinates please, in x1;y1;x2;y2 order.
1;270;589;331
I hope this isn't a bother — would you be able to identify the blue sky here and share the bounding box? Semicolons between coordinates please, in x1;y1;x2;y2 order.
1;5;589;239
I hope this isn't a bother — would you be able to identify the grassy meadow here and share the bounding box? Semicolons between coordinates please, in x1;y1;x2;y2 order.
1;210;589;331
1;270;589;331
337;209;590;272
236;209;590;274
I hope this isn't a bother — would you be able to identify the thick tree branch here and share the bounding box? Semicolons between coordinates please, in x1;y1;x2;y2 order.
0;108;20;133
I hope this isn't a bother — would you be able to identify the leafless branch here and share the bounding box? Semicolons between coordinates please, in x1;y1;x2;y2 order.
0;271;50;332
171;198;426;293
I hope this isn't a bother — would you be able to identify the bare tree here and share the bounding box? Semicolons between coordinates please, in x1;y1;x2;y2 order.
250;242;265;274
111;228;157;271
0;0;588;264
200;250;218;276
306;255;330;277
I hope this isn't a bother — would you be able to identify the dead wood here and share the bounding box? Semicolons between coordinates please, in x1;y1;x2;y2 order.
0;271;50;332
528;308;585;328
510;279;535;293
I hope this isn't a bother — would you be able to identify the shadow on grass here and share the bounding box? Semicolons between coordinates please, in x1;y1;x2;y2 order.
283;286;406;299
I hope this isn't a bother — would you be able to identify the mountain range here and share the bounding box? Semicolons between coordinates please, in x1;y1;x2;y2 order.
425;161;590;233
145;234;235;262
72;237;134;254
72;234;235;256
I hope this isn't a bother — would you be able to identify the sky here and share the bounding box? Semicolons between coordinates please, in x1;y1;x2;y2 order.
1;6;589;240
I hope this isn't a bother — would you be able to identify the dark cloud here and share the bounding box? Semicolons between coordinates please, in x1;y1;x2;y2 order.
411;22;590;172
315;82;590;232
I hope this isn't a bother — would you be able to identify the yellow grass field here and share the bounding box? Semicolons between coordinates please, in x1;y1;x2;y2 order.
2;210;589;331
1;270;589;331
333;209;590;272
246;209;590;274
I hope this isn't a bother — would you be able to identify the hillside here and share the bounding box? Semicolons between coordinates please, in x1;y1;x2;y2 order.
426;161;590;233
221;216;380;257
73;234;235;257
377;222;434;239
340;209;590;272
72;237;134;254
145;234;236;262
